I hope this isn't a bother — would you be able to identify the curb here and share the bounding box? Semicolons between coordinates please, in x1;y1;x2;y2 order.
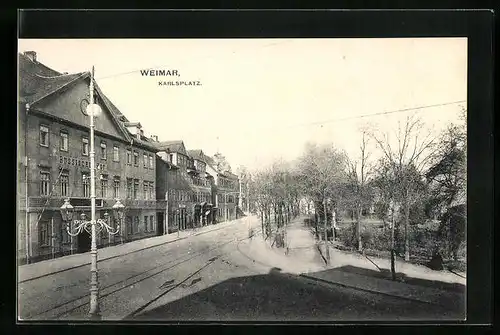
299;273;444;307
19;221;236;283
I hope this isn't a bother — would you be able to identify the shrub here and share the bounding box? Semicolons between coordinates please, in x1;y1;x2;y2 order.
362;227;391;251
336;224;356;249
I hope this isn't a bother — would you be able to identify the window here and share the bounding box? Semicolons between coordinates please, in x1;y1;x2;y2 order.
142;153;147;168
149;215;154;232
100;142;107;160
82;137;89;156
126;149;132;164
149;182;154;200
39;221;50;247
60;172;69;197
133;179;139;199
134;216;139;233
83;173;90;197
143;181;149;200
40;171;50;196
126;216;133;234
133;151;139;166
149;155;154;169
169;153;173;163
113;145;120;162
60;131;68;151
144;216;148;232
126;178;133;199
40;125;49;147
100;175;108;198
113;177;120;198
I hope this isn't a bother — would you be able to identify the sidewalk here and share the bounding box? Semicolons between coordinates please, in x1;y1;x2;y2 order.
238;216;465;309
317;240;466;287
18;218;242;283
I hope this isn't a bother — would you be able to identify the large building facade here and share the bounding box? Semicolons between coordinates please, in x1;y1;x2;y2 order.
18;52;159;264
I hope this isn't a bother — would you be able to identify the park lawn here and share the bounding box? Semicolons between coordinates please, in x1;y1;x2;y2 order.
334;217;466;272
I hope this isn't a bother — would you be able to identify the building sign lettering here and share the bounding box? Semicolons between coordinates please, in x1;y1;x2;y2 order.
58;155;106;170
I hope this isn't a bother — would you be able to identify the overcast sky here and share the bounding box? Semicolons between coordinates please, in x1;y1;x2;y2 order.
18;38;467;172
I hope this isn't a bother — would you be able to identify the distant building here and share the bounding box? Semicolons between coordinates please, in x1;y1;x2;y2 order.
187;149;216;225
155;141;195;232
216;170;240;221
18;51;159;264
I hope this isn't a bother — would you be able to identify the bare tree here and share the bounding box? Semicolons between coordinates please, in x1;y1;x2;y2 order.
296;142;348;264
345;130;374;251
213;152;232;173
369;114;437;261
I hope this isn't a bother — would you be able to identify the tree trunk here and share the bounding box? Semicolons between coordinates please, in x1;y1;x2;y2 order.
357;206;363;252
274;204;277;228
260;210;265;238
404;199;410;262
391;204;396;281
323;198;330;264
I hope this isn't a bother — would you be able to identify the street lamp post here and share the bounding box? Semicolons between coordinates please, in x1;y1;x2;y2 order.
59;66;126;320
60;198;124;319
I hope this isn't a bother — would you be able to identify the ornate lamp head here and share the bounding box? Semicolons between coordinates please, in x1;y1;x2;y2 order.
60;198;74;222
86;103;102;118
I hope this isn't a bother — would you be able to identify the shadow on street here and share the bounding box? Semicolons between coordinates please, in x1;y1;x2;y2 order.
128;266;465;322
321;265;466;294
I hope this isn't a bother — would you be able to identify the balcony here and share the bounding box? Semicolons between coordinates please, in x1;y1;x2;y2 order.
28;196;103;209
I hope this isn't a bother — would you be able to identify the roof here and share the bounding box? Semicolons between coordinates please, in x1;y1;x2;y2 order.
224;171;239;180
156;140;186;154
125;130;158;151
202;153;216;167
19;52;61;77
18;52;159;150
187;149;205;161
157;154;180;169
19;53;86;105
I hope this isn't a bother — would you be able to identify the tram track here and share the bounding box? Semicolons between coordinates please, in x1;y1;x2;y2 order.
27;226;260;320
18;222;236;284
126;227;265;319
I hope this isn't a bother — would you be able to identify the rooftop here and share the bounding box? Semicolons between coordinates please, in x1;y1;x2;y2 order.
18;51;159;150
156;140;187;155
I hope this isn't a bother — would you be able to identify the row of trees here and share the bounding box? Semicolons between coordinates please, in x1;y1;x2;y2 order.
241;111;466;279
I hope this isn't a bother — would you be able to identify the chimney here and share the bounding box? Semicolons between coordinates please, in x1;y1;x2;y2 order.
136;126;142;140
150;135;158;142
24;51;37;63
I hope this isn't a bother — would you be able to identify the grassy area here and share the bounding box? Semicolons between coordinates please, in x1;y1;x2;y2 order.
329;217;466;272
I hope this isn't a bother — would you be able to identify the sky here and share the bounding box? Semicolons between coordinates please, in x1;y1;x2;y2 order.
18;38;467;173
